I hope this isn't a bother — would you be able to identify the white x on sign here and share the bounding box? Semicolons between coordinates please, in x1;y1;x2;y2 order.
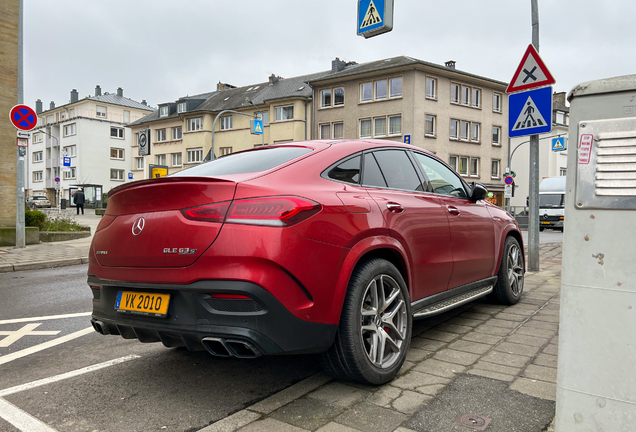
0;323;60;347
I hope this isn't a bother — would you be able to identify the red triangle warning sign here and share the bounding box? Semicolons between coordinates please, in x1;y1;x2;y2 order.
507;44;555;93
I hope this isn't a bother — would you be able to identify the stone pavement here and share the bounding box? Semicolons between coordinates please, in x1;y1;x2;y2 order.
201;243;563;432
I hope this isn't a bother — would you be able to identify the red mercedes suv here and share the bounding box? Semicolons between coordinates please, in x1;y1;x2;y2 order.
88;140;524;385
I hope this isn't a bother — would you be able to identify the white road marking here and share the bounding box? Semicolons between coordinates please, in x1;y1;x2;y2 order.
0;312;92;325
0;327;93;366
0;398;58;432
0;324;60;347
0;354;141;397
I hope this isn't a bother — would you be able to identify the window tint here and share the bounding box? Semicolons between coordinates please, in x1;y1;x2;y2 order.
413;153;468;198
372;150;423;191
362;154;387;188
328;155;361;184
173;147;311;177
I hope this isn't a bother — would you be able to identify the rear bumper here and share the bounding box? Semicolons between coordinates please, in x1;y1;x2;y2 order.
88;276;338;356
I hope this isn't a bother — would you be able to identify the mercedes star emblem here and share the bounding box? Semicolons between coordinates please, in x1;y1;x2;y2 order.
132;217;145;236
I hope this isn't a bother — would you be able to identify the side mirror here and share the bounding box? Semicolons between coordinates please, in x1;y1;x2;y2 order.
470;182;488;202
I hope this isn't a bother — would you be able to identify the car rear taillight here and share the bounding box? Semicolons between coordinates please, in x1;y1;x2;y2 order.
181;202;231;222
96;215;116;231
182;197;321;227
226;197;321;227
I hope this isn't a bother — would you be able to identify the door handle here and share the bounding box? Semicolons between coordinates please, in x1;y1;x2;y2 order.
386;202;404;213
447;205;460;216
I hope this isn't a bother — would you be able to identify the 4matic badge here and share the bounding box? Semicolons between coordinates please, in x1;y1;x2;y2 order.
163;248;197;255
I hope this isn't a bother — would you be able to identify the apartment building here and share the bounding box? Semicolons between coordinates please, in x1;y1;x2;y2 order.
27;86;154;206
309;57;509;205
509;92;570;207
129;71;330;179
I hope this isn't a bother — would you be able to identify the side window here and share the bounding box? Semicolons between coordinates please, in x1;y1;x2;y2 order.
328;155;361;184
362;153;387;188
371;150;423;191
413;153;468;198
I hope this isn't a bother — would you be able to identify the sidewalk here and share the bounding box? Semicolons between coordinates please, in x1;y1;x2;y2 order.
202;243;563;432
0;209;100;272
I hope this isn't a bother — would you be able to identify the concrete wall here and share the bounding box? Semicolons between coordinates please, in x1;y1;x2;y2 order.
0;0;19;227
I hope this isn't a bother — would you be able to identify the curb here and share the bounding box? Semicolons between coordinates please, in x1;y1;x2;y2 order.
0;257;88;273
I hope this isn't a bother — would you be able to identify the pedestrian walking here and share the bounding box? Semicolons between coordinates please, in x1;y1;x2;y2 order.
74;188;85;215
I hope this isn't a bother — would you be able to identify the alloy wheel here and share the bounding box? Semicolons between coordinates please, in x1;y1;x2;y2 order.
507;244;524;296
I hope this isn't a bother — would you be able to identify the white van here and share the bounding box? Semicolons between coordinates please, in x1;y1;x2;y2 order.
539;176;566;231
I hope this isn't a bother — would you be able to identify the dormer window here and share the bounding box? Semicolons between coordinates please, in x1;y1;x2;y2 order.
177;102;186;113
159;106;169;117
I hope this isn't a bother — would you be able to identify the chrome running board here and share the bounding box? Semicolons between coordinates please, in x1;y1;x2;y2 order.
412;285;494;319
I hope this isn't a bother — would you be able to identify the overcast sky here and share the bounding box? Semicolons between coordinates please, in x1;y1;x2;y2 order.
24;0;636;109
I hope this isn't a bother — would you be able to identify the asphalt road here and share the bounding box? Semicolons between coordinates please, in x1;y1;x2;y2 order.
0;266;320;432
521;228;563;245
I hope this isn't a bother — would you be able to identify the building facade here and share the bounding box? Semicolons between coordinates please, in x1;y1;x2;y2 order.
27;86;153;206
509;92;569;208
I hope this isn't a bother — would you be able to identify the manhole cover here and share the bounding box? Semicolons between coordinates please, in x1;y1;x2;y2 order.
456;413;492;431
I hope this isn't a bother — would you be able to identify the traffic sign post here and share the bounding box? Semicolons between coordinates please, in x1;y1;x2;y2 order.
10;104;37;131
357;0;394;38
250;119;263;135
506;44;555;93
509;86;553;137
403;135;411;144
552;137;567;151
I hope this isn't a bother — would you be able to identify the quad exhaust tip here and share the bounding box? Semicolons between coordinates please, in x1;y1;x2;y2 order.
91;319;110;335
201;337;261;359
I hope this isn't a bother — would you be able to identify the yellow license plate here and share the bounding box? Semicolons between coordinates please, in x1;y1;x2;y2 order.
115;291;170;317
541;221;550;225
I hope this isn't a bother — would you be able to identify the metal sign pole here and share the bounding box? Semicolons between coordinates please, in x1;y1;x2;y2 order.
15;0;25;248
528;0;541;271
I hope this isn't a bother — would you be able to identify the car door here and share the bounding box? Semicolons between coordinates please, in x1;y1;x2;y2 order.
361;149;453;301
411;152;496;289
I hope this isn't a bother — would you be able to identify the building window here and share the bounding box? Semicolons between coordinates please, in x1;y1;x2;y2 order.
110;169;124;181
333;87;345;106
389;77;402;98
320;123;331;139
156;154;166;165
275;105;294;121
172;127;182;140
219;147;232;156
220;116;233;130
64;145;76;157
187;117;203;131
33;171;43;182
171;152;182;166
135;157;144;170
461;85;470;105
33;133;43;143
96;106;107;118
388;115;402;136
159;106;169;117
471;123;481;142
426;77;437;99
360;82;373;102
156;129;166;142
375;80;387;100
492;126;501;146
320;87;345;108
33;151;43;163
360;119;372;138
460;121;470;141
177;102;186;113
64;167;77;179
110;127;124;139
472;88;482;108
320;89;332;108
491;160;500;179
450;119;459;140
333;122;344;139
493;93;502;112
123;110;130;123
256;111;269;125
187;148;203;163
449;156;458;172
425;115;436;137
374;117;387;137
63;123;76;137
459;156;469;176
556;111;566;124
110;148;124;160
451;83;460;103
470;158;479;177
560;168;567;176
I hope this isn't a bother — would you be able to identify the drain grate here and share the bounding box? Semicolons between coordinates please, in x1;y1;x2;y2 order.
456;413;492;431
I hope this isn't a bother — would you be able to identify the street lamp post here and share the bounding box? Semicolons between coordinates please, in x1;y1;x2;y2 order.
206;109;258;161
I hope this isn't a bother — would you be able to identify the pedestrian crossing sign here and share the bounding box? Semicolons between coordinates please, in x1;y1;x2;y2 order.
357;0;393;38
509;86;553;137
250;119;263;135
552;137;567;151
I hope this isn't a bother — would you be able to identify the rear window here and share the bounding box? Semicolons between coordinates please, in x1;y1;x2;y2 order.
172;147;312;177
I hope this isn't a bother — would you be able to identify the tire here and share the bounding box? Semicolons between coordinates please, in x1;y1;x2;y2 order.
539;227;544;232
492;236;525;305
321;258;411;385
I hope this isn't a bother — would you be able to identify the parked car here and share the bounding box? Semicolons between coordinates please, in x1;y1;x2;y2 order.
26;195;51;209
88;139;525;385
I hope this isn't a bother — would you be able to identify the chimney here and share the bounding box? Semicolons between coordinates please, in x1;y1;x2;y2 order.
445;60;456;69
50;101;55;110
553;91;566;106
70;89;78;103
141;100;147;106
332;57;347;73
117;87;123;97
35;99;43;114
95;85;102;96
268;74;279;85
